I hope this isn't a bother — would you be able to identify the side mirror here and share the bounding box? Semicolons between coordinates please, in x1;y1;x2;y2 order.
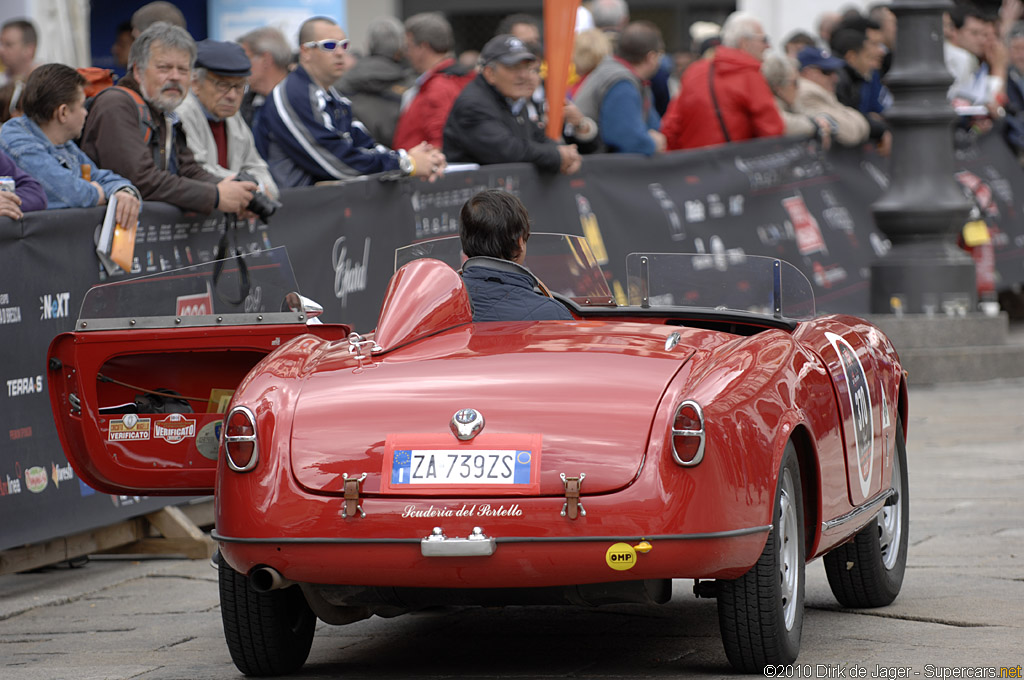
282;292;324;323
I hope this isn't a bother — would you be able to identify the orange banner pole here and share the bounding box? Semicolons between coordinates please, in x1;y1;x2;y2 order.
544;0;581;141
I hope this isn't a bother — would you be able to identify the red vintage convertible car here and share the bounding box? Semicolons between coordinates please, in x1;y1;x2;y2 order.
47;238;909;675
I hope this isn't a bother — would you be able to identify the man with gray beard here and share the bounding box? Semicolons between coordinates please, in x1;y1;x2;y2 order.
81;22;256;214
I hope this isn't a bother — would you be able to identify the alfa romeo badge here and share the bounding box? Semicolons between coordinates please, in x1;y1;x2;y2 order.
450;408;484;441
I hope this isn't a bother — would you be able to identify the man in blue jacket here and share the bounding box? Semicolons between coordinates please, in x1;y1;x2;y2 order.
254;15;443;188
0;63;138;223
459;189;573;322
573;21;667;155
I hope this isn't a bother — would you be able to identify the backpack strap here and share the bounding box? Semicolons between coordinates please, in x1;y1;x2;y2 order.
110;85;158;145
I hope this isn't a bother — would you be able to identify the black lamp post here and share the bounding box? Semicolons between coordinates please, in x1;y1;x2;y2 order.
870;0;976;315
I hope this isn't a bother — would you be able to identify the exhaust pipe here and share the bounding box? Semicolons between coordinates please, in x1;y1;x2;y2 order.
249;566;294;593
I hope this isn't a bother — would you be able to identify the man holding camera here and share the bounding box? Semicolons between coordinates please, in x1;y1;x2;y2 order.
81;22;257;216
176;39;279;201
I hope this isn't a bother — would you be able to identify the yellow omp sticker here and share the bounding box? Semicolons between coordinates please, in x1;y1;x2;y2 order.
605;542;637;571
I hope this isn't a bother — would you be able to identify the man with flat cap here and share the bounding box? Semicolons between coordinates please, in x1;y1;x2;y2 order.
81;22;256;216
443;34;581;174
176;39;278;199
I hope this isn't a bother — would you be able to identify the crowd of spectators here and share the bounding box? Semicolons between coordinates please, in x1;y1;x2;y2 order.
2;0;1024;223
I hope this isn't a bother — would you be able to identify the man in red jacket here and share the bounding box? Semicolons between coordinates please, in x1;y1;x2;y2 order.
392;12;473;150
661;11;783;150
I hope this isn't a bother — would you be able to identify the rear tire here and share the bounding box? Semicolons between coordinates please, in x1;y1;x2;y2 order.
824;415;909;608
717;443;805;671
219;559;316;676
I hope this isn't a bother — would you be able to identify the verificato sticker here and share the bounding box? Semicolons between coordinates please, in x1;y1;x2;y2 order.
109;414;151;441
154;414;197;444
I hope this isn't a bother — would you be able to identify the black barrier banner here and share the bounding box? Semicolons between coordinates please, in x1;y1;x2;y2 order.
0;207;201;549
3;133;1024;552
952;130;1024;289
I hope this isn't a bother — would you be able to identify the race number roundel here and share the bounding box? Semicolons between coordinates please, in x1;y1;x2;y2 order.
605;543;637;571
825;332;874;497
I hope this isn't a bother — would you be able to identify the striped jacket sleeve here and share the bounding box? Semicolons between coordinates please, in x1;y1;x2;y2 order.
265;75;401;180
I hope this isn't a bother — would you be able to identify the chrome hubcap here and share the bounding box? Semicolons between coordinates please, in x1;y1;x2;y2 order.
878;454;903;571
778;468;800;630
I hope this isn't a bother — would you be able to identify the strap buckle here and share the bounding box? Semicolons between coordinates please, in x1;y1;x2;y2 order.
341;473;368;518
560;472;586;519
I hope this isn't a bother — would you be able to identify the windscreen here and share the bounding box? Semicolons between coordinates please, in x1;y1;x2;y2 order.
77;247;304;328
625;252;815;320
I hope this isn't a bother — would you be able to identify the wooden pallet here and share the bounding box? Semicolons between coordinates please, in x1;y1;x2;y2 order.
0;500;215;575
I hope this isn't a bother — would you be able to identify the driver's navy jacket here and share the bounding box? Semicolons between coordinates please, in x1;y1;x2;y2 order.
461;257;573;322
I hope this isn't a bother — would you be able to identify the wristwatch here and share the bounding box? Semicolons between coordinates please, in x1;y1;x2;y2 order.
398;149;414;176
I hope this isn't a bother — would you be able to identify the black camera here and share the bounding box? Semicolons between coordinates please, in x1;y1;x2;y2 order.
235;171;281;222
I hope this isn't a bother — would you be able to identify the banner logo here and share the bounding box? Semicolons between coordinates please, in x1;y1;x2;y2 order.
0;292;21;325
176;289;213;316
7;376;43;397
333;236;370;307
25;466;48;493
782;195;827;256
39;292;71;320
1;470;22;496
51;462;74;488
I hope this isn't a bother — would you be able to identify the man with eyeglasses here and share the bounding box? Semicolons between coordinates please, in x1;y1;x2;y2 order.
176;39;278;200
254;15;444;188
443;34;581;174
661;11;783;150
81;22;258;216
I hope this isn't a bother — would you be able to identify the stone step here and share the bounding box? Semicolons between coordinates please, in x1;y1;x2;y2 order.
863;313;1024;385
896;342;1024;384
865;313;1009;349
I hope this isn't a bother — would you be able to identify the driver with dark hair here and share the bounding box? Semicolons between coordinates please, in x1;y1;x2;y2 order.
459;189;573;322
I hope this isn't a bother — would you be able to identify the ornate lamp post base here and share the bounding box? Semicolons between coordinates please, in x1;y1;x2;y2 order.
869;0;977;314
871;242;976;315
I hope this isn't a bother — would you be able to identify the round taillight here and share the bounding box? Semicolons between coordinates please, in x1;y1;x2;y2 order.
671;400;705;467
224;406;258;472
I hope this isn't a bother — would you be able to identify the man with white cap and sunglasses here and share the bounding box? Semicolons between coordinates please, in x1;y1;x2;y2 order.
254;15;444;188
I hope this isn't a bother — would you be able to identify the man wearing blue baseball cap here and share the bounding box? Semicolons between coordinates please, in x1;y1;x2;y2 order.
176;39;279;199
794;45;870;147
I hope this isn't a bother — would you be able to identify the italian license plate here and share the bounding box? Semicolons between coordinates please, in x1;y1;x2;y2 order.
391;449;533;486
